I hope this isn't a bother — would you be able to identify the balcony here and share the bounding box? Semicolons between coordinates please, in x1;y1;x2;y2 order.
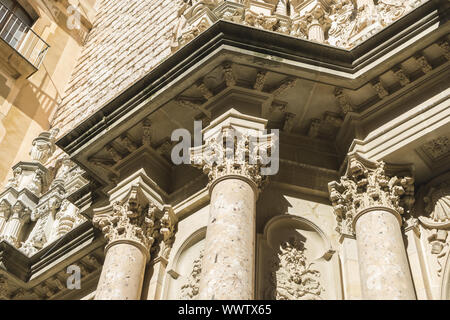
0;2;49;79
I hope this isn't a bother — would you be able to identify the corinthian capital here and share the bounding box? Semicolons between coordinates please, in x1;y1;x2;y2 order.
93;187;160;257
190;126;277;190
328;154;414;236
93;185;177;261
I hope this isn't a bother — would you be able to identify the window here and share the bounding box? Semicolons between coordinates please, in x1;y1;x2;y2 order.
0;0;34;49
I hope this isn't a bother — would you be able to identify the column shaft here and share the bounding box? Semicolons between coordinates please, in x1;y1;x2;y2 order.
355;209;416;300
308;21;324;42
4;218;23;245
95;242;147;300
199;178;256;300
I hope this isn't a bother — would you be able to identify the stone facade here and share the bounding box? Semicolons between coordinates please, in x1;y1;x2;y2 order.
0;0;449;300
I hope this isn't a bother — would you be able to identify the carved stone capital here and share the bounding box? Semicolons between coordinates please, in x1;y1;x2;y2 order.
190;125;277;191
29;130;58;164
93;185;177;261
328;154;415;235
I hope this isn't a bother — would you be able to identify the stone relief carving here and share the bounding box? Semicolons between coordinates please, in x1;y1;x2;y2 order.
180;250;204;300
0;130;90;254
29;129;59;164
266;238;324;300
329;155;414;237
93;187;177;258
171;0;428;51
190;126;277;189
419;182;450;277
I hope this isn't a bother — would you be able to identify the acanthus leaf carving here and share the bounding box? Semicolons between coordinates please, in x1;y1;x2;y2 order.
190;126;277;189
93;186;177;260
329;155;414;237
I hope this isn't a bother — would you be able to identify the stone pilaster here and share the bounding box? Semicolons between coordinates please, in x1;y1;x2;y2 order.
190;110;276;300
329;154;416;300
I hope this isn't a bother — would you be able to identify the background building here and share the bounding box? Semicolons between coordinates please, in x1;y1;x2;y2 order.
0;0;449;300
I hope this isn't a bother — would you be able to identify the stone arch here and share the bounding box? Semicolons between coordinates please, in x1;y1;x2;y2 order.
257;214;341;300
163;226;207;300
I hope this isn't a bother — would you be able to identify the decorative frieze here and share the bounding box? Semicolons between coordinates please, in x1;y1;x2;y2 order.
328;154;414;236
267;238;324;300
171;0;427;50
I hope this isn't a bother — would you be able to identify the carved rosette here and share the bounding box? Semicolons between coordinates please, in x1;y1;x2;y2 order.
328;155;414;236
267;238;324;300
190;127;276;191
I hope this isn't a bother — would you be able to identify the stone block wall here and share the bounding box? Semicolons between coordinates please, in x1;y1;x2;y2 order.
51;0;179;136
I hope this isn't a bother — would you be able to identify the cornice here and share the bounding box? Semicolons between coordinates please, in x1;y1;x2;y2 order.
56;0;449;155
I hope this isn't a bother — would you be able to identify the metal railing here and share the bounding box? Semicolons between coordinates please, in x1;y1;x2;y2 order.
0;3;49;69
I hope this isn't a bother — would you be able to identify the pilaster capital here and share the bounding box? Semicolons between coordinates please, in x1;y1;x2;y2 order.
328;154;415;235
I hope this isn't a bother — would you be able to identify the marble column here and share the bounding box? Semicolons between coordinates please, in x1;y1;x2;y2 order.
191;116;275;300
94;241;148;300
199;176;258;300
93;198;158;300
354;208;416;299
329;155;416;300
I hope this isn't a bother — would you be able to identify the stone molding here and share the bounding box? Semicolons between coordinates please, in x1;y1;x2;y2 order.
328;153;415;237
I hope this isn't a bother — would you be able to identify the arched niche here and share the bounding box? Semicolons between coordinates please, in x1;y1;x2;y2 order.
257;214;341;300
163;226;206;300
